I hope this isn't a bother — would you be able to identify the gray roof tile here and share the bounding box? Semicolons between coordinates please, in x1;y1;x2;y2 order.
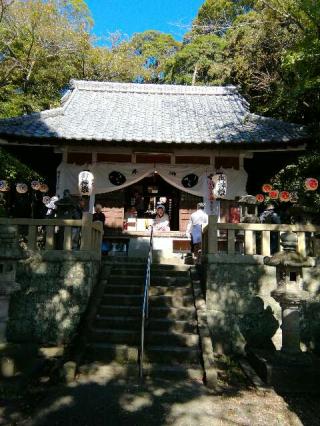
0;80;308;144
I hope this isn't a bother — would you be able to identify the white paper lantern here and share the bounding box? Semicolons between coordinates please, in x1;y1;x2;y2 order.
212;170;227;199
0;180;9;192
78;170;94;195
31;180;41;190
42;196;51;205
16;183;28;194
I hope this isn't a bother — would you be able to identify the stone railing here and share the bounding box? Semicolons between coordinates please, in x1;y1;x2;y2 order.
0;213;103;254
202;215;320;257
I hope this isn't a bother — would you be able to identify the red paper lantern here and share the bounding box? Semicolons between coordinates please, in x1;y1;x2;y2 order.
305;178;318;191
279;191;290;202
256;194;265;203
269;190;279;200
262;184;273;193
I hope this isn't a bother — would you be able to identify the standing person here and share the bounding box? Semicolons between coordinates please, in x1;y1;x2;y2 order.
93;204;106;224
154;204;170;231
260;203;281;254
186;202;208;263
72;197;86;249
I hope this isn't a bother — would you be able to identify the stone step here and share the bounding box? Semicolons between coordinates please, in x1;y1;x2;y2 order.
103;273;145;282
150;295;194;308
109;268;146;276
147;318;197;334
104;285;143;295
79;362;138;379
151;270;190;278
101;294;143;306
103;276;191;287
98;304;141;317
107;266;145;271
105;269;189;279
152;258;187;266
148;306;196;320
100;278;144;287
146;331;199;347
142;364;203;381
85;343;138;363
102;258;146;265
144;345;201;364
150;276;191;287
89;328;140;345
149;286;193;297
105;276;146;286
101;260;189;271
151;264;191;272
94;315;141;330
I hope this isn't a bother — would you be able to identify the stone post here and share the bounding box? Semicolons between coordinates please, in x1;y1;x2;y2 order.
281;303;301;354
0;225;22;342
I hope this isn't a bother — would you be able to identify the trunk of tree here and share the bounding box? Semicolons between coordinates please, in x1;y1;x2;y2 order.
192;62;199;86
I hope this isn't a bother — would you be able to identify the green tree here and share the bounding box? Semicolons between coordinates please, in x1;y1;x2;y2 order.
192;0;253;36
0;147;42;182
225;0;320;124
271;148;320;215
117;30;181;83
165;34;230;85
0;0;93;117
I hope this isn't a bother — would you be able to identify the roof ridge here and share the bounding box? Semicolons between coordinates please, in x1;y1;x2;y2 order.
249;113;306;130
0;107;64;124
70;79;239;96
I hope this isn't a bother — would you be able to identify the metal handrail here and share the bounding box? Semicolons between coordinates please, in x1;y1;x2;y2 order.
139;225;153;379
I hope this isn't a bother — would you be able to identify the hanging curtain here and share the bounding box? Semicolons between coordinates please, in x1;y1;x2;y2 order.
56;162;248;200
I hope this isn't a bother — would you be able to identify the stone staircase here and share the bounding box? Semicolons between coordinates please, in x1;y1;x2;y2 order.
144;264;203;380
85;260;144;365
83;258;204;381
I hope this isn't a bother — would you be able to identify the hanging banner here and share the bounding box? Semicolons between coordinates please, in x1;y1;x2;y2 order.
202;175;220;216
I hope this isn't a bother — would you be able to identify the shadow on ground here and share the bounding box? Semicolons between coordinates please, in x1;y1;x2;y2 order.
1;364;316;426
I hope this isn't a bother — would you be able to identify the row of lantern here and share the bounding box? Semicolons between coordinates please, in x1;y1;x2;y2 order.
255;178;319;204
0;172;92;197
0;180;49;194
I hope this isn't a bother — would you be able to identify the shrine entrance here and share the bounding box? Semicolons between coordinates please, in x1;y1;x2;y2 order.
95;173;201;232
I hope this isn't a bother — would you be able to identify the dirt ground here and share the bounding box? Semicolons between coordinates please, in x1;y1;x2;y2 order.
1;363;319;426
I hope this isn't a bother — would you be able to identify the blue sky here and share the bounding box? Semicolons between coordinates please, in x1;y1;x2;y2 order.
86;0;204;41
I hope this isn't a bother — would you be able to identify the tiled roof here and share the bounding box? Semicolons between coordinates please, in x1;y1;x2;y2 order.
0;80;308;144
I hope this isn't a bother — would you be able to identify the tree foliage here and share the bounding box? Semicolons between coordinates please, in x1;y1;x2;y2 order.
0;0;93;117
0;147;42;182
272;149;320;214
188;0;320;126
165;34;230;85
0;0;318;128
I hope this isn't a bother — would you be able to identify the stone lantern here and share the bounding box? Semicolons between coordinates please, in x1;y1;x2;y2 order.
55;189;76;219
0;225;22;342
246;231;320;392
264;232;313;354
238;195;259;223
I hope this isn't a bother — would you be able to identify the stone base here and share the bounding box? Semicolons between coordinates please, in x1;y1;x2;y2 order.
247;349;320;393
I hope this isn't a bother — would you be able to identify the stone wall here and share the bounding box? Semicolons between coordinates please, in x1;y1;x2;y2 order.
7;251;100;345
203;254;320;354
